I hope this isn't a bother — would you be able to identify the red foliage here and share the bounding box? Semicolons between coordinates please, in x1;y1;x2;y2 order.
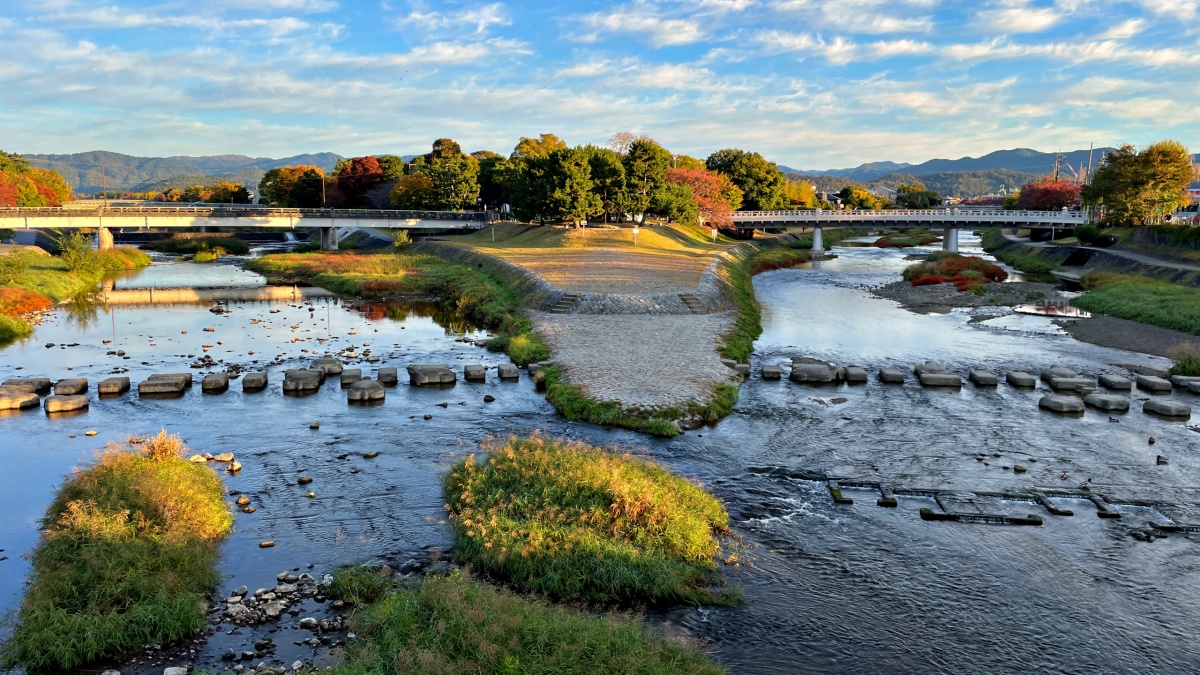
975;263;1007;281
665;167;740;227
337;157;384;206
0;173;19;207
359;280;403;295
1016;177;1081;211
937;256;975;274
911;274;951;286
0;287;53;317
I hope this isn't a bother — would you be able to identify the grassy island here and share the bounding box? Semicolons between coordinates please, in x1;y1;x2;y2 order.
2;432;232;672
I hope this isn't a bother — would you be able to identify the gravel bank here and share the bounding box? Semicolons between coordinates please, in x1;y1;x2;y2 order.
1054;315;1200;358
871;279;1062;314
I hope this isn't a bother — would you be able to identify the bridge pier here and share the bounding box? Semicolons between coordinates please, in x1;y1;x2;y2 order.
811;227;823;254
319;227;338;251
97;226;114;250
942;228;958;253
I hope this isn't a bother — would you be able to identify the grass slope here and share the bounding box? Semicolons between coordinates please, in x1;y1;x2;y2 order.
1074;274;1200;335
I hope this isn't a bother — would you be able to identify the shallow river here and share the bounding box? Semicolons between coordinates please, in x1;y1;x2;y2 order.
2;245;1199;674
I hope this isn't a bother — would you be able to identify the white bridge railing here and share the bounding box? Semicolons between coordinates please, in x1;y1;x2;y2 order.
729;209;1087;225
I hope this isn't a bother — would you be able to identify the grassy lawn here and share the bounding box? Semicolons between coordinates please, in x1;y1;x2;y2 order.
1074;274;1200;335
444;434;736;605
1;432;232;671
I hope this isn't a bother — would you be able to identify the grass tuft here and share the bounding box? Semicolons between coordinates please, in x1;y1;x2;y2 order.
542;367;681;437
0;315;32;344
1169;343;1200;377
328;566;391;606
444;434;735;606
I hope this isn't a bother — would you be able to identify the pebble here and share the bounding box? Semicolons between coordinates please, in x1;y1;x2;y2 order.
85;430;97;437
259;541;275;548
298;476;313;485
310;422;320;430
423;413;432;420
364;451;380;458
484;395;496;403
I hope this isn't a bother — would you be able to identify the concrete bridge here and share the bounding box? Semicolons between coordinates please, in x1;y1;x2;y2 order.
0;206;488;250
727;208;1087;253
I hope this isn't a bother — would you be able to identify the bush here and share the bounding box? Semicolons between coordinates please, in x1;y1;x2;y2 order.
0;287;53;317
0;250;38;285
94;247;152;271
0;315;32;344
57;231;101;276
903;254;1008;291
145;237;250;256
1;432;232;671
445;434;733;605
1075;223;1101;243
1169;343;1200;377
391;230;412;250
328;566;390;606
329;572;726;675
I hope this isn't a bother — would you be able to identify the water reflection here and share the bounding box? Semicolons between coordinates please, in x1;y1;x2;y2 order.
349;300;484;337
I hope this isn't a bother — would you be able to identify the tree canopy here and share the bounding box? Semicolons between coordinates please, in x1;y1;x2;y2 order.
895;183;943;209
511;134;567;161
0;150;73;207
838;186;883;210
623;139;672;223
407;139;480;210
259;165;324;206
337;156;385;207
665;167;742;227
705;149;788;211
1015;178;1080;211
1083;141;1194;225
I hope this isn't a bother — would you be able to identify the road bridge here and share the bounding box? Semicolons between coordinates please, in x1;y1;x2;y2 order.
0;206;488;250
727;208;1087;253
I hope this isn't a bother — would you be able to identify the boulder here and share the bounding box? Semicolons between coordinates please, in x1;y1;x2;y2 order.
311;357;344;375
761;365;782;380
407;364;456;386
919;372;962;387
1049;376;1097;393
1006;371;1038;388
1039;394;1084;413
1099;374;1133;391
497;363;520;381
878;368;905;384
2;377;51;395
734;363;751;376
1170;375;1200;389
969;370;998;387
1041;366;1078;383
44;395;89;413
98;377;130;395
54;378;88;395
528;363;544;375
347;380;385;402
844;367;868;383
1136;374;1173;393
202;373;229;393
1084;393;1130;412
340;369;362;387
790;363;836;383
149;373;193;387
283;369;323;393
139;378;187;396
464;365;487;382
0;391;39;410
914;361;948;376
242;371;268;392
1144;399;1191;419
377;367;399;385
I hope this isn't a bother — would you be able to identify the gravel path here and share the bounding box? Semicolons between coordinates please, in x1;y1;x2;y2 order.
533;311;737;409
476;249;713;294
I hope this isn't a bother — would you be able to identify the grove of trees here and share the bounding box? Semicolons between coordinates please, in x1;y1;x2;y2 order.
1082;141;1194;225
1013;178;1080;211
895;183;943;209
0;151;72;207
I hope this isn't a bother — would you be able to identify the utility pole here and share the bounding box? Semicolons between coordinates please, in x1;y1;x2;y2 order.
101;161;107;208
1086;143;1094;185
1053;151;1062;182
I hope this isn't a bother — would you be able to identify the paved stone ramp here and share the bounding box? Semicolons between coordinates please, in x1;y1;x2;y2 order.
533;311;736;408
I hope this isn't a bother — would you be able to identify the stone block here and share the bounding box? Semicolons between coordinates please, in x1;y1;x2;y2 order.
528;363;544;375
914;361;947;376
734;363;751;376
98;377;130;395
1190;382;1200;395
1049;376;1097;393
0;391;39;410
1144;399;1191;419
497;363;520;381
149;373;193;387
347;380;386;402
377;367;398;385
969;370;998;387
844;367;868;383
139;378;187;395
761;365;782;380
202;373;229;393
340;369;362;387
1099;374;1133;391
1039;394;1084;413
721;358;736;369
2;377;51;394
1084;393;1130;412
1135;374;1173;393
1170;375;1200;389
878;368;905;384
242;372;268;392
464;365;487;382
54;378;88;395
919;372;962;387
283;369;323;392
311;357;344;375
1006;371;1037;388
44;394;88;413
790;363;836;383
1041;366;1078;383
408;364;456;386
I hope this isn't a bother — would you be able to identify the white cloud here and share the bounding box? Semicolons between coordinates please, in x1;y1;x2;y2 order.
975;6;1063;33
394;3;511;36
571;7;706;46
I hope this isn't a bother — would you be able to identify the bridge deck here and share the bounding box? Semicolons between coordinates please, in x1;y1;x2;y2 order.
728;208;1086;229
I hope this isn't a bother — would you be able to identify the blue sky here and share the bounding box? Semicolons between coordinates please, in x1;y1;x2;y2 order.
1;0;1197;169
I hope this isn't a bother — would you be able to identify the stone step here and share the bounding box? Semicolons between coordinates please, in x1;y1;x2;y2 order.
678;293;706;314
548;293;582;314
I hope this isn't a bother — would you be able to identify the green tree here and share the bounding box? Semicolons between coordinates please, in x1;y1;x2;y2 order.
473;151;510;209
837;186;882;210
623;139;672;223
543;147;602;225
1083;141;1194;225
582;146;626;222
652;183;699;225
895;183;943;209
390;174;436;210
705;149;788;211
377;155;407;182
289;170;326;208
57;231;99;275
408;139;480;210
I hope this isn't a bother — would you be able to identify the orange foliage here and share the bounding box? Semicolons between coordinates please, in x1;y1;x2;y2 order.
665;167;741;227
0;287;53;317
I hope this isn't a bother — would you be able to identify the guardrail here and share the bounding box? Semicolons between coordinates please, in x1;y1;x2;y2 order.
0;206;489;221
731;208;1086;221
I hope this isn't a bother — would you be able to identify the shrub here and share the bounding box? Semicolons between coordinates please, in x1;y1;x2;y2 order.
1169;343;1200;377
911;274;949;286
391;230;412;250
57;231;101;276
145;237;250;256
328;566;390;606
0;315;32;344
0;287;53;317
1075;223;1101;243
902;254;1008;291
94;247;152;271
445;434;733;605
0;250;38;284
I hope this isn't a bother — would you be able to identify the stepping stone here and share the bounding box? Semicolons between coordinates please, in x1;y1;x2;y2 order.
139;378;187;395
1099;374;1133;391
242;372;268;392
340;369;362;387
1136;375;1173;393
844;367;868;383
149;373;193;387
283;369;323;393
202;373;229;393
347;380;385;402
407;364;456;386
527;363;544;375
0;391;39;410
1041;366;1078;384
914;361;948;376
1049;377;1096;394
1170;375;1200;389
1006;371;1037;388
2;377;51;395
464;365;487;382
720;358;736;369
735;363;751;376
98;377;130;395
54;378;88;395
497;364;520;381
1084;393;1129;412
969;370;998;387
761;365;782;380
1190;382;1200;395
311;357;343;375
919;372;962;387
878;368;905;384
1144;399;1191;419
790;364;836;383
377;367;398;385
44;395;88;413
1039;394;1084;413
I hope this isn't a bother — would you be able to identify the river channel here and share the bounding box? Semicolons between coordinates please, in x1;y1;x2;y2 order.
2;240;1198;674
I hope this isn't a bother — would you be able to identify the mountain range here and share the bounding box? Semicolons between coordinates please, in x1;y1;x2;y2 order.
779;147;1116;183
20;151;343;192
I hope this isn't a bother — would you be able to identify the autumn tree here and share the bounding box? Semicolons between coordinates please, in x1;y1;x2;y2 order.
337;156;385;208
1015;178;1080;211
705;149;788;211
0;151;73;207
623;139;672;223
390;174;436;209
289;170;326;207
838;186;882;210
896;183;943;209
207;181;251;204
259;165;323;206
785;178;817;208
1083;141;1194;225
665;167;743;227
511;134;567;161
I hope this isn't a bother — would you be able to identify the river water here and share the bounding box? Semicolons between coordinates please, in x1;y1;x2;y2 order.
2;246;1199;674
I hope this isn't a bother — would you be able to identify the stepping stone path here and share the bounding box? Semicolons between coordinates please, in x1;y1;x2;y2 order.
2;378;51;394
1041;366;1078;383
969;370;998;387
1136;375;1173;393
464;365;487;382
761;365;782;380
1145;399;1191;419
202;373;229;393
915;361;948;376
0;391;39;410
844;367;868;383
1170;375;1200;389
139;375;189;396
1048;377;1096;394
45;395;88;413
791;359;838;383
497;363;520;381
1084;393;1130;412
1099;374;1133;391
920;372;963;387
734;363;751;376
311;357;344;375
283;369;322;393
408;364;456;386
377;367;398;385
1190;382;1200;395
242;372;268;392
878;368;905;384
1039;394;1084;413
347;379;385;402
1006;371;1037;388
98;377;130;395
54;378;88;395
340;369;362;387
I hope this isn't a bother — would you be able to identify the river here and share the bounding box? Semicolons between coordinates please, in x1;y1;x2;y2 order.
1;242;1198;674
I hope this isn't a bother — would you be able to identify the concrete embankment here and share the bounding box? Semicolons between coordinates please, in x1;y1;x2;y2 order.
98;285;332;305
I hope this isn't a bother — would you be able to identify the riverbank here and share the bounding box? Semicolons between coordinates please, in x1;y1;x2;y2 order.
872;279;1061;314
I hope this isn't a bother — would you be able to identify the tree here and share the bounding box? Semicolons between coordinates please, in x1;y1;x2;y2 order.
542;147;602;225
407;139;480;210
896;183;943;209
1015;178;1079;211
623;139;672;223
0;151;72;207
473;151;511;209
786;178;817;208
377;155;407;182
337;156;385;208
665;167;743;227
29;168;72;204
652;183;698;225
289;170;326;208
207;181;251;204
582;146;626;222
511;134;567;161
608;132;656;155
390;174;436;210
705;149;788;211
1083;141;1194;225
673;154;706;170
259;165;323;206
838;186;882;210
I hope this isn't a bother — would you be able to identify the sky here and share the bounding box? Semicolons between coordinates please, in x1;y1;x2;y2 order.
1;0;1198;170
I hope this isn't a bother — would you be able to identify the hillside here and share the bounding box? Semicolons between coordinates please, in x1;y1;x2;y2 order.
800;168;1042;199
134;167;268;193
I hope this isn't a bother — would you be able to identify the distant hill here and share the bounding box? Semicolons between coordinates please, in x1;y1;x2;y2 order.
135;167;268;193
782;160;913;182
798;168;1042;199
20;150;343;192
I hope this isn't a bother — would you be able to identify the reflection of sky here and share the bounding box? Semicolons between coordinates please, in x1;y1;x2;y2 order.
108;260;266;289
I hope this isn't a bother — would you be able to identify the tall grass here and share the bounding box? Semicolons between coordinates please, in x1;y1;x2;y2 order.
2;432;233;672
1169;343;1200;377
1073;275;1200;335
329;572;726;675
145;236;250;255
0;315;32;344
444;434;734;605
